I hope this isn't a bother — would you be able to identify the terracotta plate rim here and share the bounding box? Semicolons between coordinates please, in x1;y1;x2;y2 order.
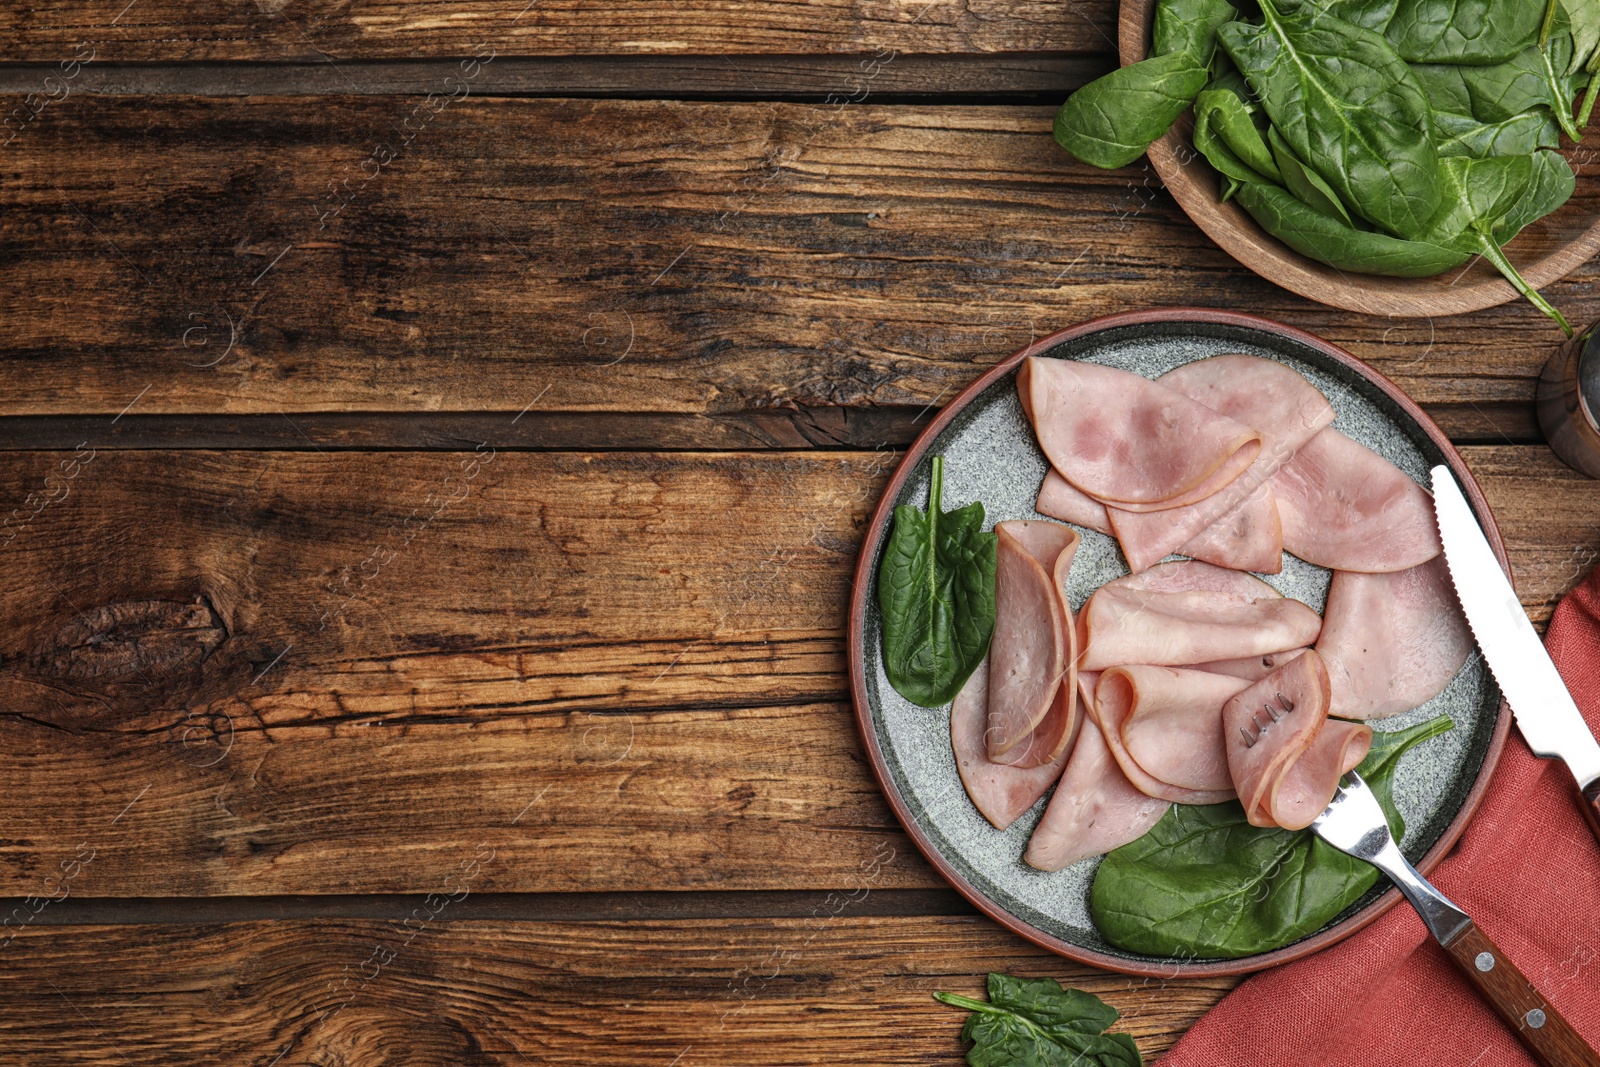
846;307;1513;978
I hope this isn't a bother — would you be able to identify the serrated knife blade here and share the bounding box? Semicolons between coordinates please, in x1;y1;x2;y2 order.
1431;466;1600;835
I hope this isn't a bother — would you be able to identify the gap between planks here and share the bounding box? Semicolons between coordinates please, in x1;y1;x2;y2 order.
4;888;979;925
0;405;1544;451
0;53;1105;101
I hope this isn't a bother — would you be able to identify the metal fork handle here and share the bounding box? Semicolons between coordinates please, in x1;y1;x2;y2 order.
1363;835;1471;945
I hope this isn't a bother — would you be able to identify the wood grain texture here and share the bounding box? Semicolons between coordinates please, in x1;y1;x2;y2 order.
0;97;1585;442
0;916;1239;1065
0;446;1592;898
1440;923;1600;1067
0;1;1117;62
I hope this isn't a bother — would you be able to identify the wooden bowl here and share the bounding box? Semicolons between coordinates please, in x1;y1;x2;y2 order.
848;308;1512;977
1119;0;1600;319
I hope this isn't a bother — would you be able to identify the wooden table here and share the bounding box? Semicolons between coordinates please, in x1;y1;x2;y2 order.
2;3;1598;1062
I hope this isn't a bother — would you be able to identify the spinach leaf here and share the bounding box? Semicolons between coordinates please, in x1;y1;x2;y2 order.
1053;51;1210;169
1306;0;1399;33
1411;60;1476;113
1267;125;1355;222
1564;0;1600;75
1089;715;1453;959
1154;0;1240;63
1221;0;1442;238
1497;149;1576;237
1433;109;1560;157
936;974;1143;1067
1197;87;1283;180
1385;0;1542;64
1419;154;1573;332
1234;181;1471;275
1454;27;1579;136
876;455;996;708
1194;115;1276;194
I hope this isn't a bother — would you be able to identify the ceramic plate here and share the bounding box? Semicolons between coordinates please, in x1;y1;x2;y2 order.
848;309;1511;977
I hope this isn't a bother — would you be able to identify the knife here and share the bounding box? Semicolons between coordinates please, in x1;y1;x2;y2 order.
1431;465;1600;845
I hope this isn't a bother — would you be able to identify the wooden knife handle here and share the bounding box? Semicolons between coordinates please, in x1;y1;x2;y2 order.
1441;922;1600;1067
1581;779;1600;849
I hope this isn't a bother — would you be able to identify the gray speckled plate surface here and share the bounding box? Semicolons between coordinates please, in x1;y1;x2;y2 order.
853;312;1507;975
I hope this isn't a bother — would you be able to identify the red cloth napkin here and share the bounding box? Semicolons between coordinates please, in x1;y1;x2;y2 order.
1162;569;1600;1065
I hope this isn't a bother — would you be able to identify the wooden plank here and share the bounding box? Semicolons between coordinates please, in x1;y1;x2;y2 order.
0;917;1239;1064
0;53;1107;99
0;447;1594;899
1;2;1115;63
0;97;1580;443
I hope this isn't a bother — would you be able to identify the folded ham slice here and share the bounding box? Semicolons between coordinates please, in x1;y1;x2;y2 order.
1023;718;1170;871
1184;647;1308;682
1316;557;1473;719
1078;584;1321;671
1095;665;1250;802
987;520;1079;761
994;521;1083;769
952;658;1073;830
1222;650;1374;830
1097;355;1336;572
1109;480;1284;573
1271;427;1441;573
1017;357;1261;512
1035;469;1113;535
1038;470;1281;573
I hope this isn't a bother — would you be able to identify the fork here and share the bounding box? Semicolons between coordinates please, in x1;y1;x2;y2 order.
1311;772;1598;1067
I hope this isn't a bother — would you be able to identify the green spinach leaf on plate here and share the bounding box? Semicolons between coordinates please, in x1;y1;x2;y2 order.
936;974;1143;1067
1089;715;1453;959
1267;125;1355;222
876;455;996;708
1221;0;1442;238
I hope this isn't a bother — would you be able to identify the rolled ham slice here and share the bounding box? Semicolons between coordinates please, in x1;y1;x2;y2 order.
1222;650;1373;830
1112;558;1283;598
987;520;1077;761
1271;427;1441;573
1098;665;1251;800
1017;357;1261;512
1023;718;1170;871
1078;584;1321;671
952;659;1073;830
1316;557;1473;719
1159;354;1337;463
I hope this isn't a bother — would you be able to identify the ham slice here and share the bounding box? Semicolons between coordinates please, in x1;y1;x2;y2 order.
987;520;1078;761
952;659;1072;830
1039;469;1282;573
1109;480;1284;573
1185;648;1308;681
1113;558;1282;598
994;521;1083;769
1017;356;1262;512
1271;427;1441;572
1100;665;1251;799
1035;469;1113;535
1023;718;1170;871
1078;584;1321;671
1222;650;1373;830
1316;557;1474;719
1099;355;1335;572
